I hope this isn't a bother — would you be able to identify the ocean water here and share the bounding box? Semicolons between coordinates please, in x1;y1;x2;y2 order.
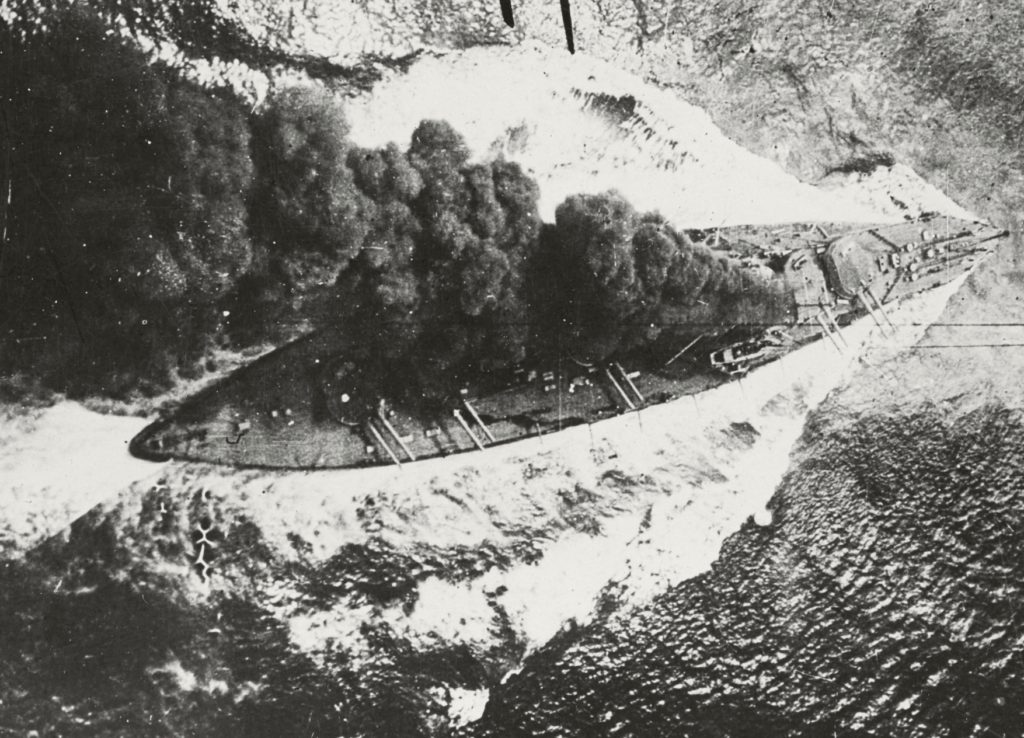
463;398;1024;737
4;407;1020;737
460;231;1024;738
4;273;1019;737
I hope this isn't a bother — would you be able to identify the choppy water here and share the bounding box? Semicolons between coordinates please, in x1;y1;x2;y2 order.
2;266;1020;736
5;395;1021;737
463;400;1024;737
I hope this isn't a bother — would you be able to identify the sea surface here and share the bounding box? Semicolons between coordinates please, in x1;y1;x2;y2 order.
463;261;1024;737
2;259;1021;738
464;401;1024;737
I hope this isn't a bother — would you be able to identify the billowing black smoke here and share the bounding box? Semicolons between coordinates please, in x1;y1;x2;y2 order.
535;192;793;363
251;108;793;401
324;120;543;402
0;25;792;403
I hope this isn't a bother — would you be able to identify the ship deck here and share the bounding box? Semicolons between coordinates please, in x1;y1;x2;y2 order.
130;215;1005;470
130;325;823;469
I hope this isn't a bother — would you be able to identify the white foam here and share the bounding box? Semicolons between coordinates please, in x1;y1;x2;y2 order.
344;45;890;228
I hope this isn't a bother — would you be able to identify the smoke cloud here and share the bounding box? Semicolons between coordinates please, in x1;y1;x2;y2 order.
308;121;792;404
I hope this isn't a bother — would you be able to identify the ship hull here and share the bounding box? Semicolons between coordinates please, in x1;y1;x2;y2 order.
130;268;974;472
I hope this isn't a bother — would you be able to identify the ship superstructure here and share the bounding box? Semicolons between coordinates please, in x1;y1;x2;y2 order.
129;214;1006;470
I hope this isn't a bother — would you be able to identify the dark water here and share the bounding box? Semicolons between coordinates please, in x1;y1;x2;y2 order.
3;363;1023;736
464;403;1024;737
0;517;503;737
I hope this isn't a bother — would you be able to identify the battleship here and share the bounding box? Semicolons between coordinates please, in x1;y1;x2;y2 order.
129;213;1006;470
